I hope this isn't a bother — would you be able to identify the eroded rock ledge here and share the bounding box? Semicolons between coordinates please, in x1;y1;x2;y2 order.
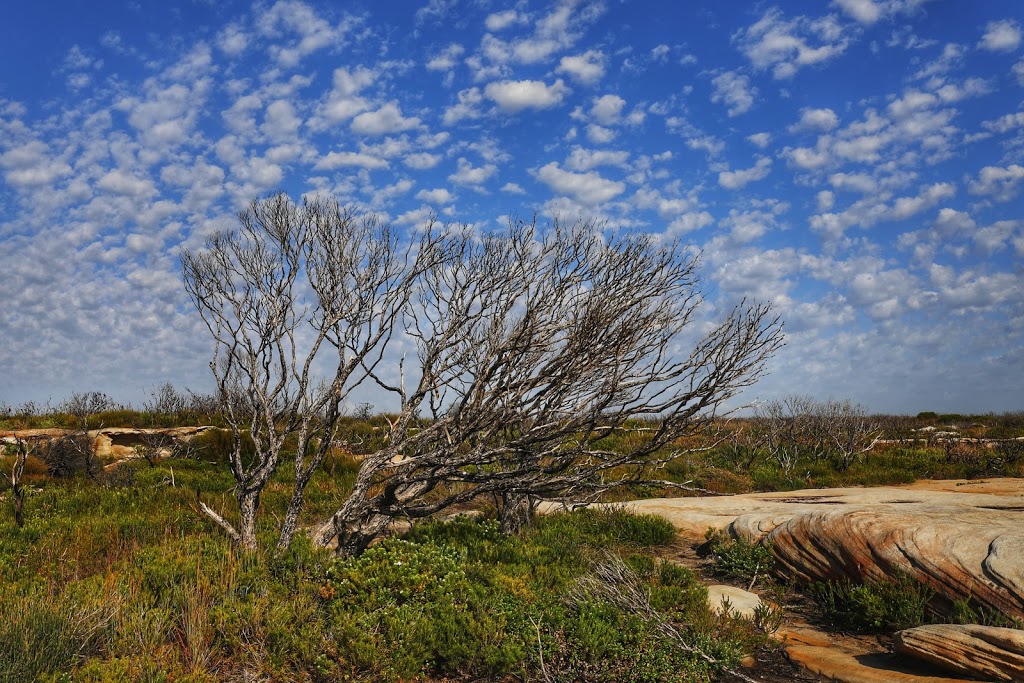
622;479;1024;621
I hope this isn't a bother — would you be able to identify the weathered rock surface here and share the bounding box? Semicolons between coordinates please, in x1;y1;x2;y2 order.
1;426;217;460
894;624;1024;682
621;479;1024;621
779;626;978;683
706;584;763;619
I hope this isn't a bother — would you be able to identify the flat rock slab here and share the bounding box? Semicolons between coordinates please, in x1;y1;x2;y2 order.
779;626;977;683
620;479;1024;621
707;584;763;619
895;624;1024;682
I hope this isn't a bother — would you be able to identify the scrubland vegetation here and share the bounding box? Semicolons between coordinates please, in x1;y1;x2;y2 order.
2;200;1021;680
3;394;1023;681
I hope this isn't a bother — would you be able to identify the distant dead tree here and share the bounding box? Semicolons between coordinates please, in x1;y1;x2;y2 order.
753;395;879;474
752;395;817;476
4;438;31;527
183;193;784;554
817;399;880;470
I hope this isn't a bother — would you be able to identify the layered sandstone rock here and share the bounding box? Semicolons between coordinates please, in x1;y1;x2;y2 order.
621;479;1024;621
895;624;1024;682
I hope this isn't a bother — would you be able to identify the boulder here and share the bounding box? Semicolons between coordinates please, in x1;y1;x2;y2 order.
706;584;763;619
619;479;1024;621
895;624;1024;682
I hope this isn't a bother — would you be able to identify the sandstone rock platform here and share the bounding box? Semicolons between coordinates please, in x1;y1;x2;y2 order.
622;479;1024;622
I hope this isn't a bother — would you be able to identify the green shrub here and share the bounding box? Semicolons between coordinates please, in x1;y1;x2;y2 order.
809;572;934;632
703;529;775;585
535;506;677;550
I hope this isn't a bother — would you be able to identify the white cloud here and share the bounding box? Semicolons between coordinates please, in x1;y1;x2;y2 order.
484;79;570;113
564;147;629;171
586;124;615;143
556;50;606;85
261;100;302;141
96;169;157;197
590;94;626;125
718;157;772;189
426;43;465;71
968;164;1024;201
748;132;771;148
666;211;714;235
481;1;606;66
256;0;348;67
351;102;421;135
889;182;955;220
217;24;249;56
983;111;1024;134
817;190;835;211
448;157;496;187
403;152;441;170
534;162;625;205
710;70;757;116
734;8;851;79
829;172;877;193
415;188;454;204
979;19;1022;53
485;10;523;32
792;107;839;132
316;66;375;124
442;87;484;125
933;208;976;238
314;151;389;170
1014;59;1024;85
0;141;72;187
833;0;881;24
501;182;526;194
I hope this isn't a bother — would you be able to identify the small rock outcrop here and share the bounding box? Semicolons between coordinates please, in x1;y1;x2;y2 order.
706;584;763;619
1;426;217;461
895;624;1024;682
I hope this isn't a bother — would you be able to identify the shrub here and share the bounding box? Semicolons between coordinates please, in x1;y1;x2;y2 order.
809;572;934;632
703;529;775;586
39;434;98;478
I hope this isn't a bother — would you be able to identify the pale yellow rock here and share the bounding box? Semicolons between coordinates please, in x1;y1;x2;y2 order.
895;624;1024;682
2;426;217;461
706;584;763;619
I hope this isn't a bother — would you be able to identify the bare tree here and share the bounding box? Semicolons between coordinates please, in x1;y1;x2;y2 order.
184;195;783;554
3;438;31;527
751;395;819;476
753;395;880;474
312;220;783;555
182;194;433;550
816;399;880;470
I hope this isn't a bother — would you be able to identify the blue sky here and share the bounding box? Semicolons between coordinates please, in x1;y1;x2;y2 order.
1;0;1022;414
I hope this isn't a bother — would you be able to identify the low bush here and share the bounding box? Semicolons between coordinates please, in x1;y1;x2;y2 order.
703;529;776;586
809;573;934;632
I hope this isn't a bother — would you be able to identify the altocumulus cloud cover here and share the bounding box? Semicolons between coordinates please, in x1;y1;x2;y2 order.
1;0;1022;414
